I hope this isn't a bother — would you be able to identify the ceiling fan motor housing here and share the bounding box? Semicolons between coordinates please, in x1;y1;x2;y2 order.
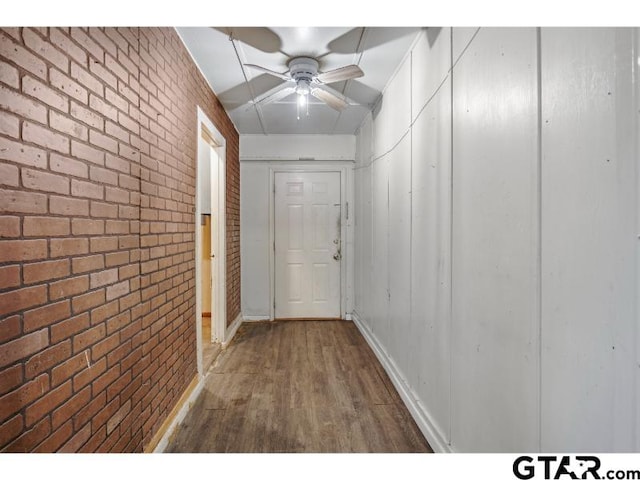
288;57;319;87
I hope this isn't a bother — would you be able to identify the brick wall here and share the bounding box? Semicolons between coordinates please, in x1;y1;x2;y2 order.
0;27;240;452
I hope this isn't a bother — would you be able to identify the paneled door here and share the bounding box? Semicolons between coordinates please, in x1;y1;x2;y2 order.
274;171;341;319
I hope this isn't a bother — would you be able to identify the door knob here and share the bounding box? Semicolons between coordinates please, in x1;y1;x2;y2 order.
333;252;341;261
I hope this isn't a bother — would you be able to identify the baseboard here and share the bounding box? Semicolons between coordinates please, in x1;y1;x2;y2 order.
222;313;243;348
352;311;452;453
345;313;353;321
242;315;271;322
146;374;204;453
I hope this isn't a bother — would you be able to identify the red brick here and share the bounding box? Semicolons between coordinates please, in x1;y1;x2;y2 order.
49;110;89;140
106;368;131;400
90;236;118;253
23;300;71;334
0;364;23;396
72;289;105;315
71;101;103;130
0;216;21;237
104;251;129;268
23;258;70;284
3;416;51;452
33;419;72;452
92;364;119;397
50;195;89;216
49;28;86;65
73;356;105;392
71;178;104;199
105;120;129;143
25;380;72;427
89;58;118;91
0;110;20;138
2;187;44;215
0;373;49;424
70;28;104;62
105;186;128;204
0;285;47;317
0;32;46;79
72;254;104;274
50;351;86;387
0;328;48;371
89;129;118;153
0;265;20;291
0;239;47;262
52;385;91;429
48;276;88;306
0;60;19;88
71;139;105;165
25;340;71;380
22;28;69;73
0;162;18;187
90;201;118;218
0;413;23;446
105;154;129;174
22;167;69;195
50;68;88;104
59;421;91;452
89;28;117;57
90;165;118;186
50;312;90;343
50;238;89;258
90;268;118;289
23;216;70;236
105;220;129;234
22;122;70;155
73;390;106;431
106;399;130;435
106;281;130;301
0;136;47;168
21;75;68;112
50;153;89;179
71;218;104;235
91;332;119;362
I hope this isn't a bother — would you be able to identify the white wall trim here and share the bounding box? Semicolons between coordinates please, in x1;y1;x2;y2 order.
243;315;271;322
352;312;453;453
222;313;243;348
196;107;227;374
152;376;205;453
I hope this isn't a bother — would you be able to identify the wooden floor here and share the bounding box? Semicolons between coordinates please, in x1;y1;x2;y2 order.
166;320;432;453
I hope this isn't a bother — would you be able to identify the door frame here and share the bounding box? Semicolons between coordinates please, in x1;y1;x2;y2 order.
195;106;226;376
268;163;354;320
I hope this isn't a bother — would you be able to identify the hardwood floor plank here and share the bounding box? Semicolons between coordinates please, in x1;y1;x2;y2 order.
166;320;432;453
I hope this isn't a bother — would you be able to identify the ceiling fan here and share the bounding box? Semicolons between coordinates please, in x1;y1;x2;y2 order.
244;57;364;117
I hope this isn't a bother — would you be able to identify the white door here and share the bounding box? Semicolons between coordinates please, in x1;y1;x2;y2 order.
274;171;341;319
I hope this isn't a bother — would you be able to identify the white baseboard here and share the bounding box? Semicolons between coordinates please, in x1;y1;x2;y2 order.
243;315;271;322
152;376;204;453
222;313;243;348
351;311;452;453
345;313;353;321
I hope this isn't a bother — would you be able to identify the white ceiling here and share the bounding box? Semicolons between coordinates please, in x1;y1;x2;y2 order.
176;27;422;134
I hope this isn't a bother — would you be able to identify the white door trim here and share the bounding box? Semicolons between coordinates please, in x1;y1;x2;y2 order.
195;106;226;376
268;162;354;320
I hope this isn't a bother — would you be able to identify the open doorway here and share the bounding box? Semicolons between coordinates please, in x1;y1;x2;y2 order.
195;107;226;376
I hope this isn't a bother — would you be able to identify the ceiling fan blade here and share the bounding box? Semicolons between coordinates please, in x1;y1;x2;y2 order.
253;83;296;107
311;85;350;111
244;64;290;81
316;64;364;84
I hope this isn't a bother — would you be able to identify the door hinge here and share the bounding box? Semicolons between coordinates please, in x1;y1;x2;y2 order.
346;202;349;220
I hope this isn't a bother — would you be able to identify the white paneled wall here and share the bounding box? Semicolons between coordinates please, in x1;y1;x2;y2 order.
353;27;639;452
540;28;638;452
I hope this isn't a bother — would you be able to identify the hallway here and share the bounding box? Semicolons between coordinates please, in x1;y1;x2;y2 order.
166;321;431;453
